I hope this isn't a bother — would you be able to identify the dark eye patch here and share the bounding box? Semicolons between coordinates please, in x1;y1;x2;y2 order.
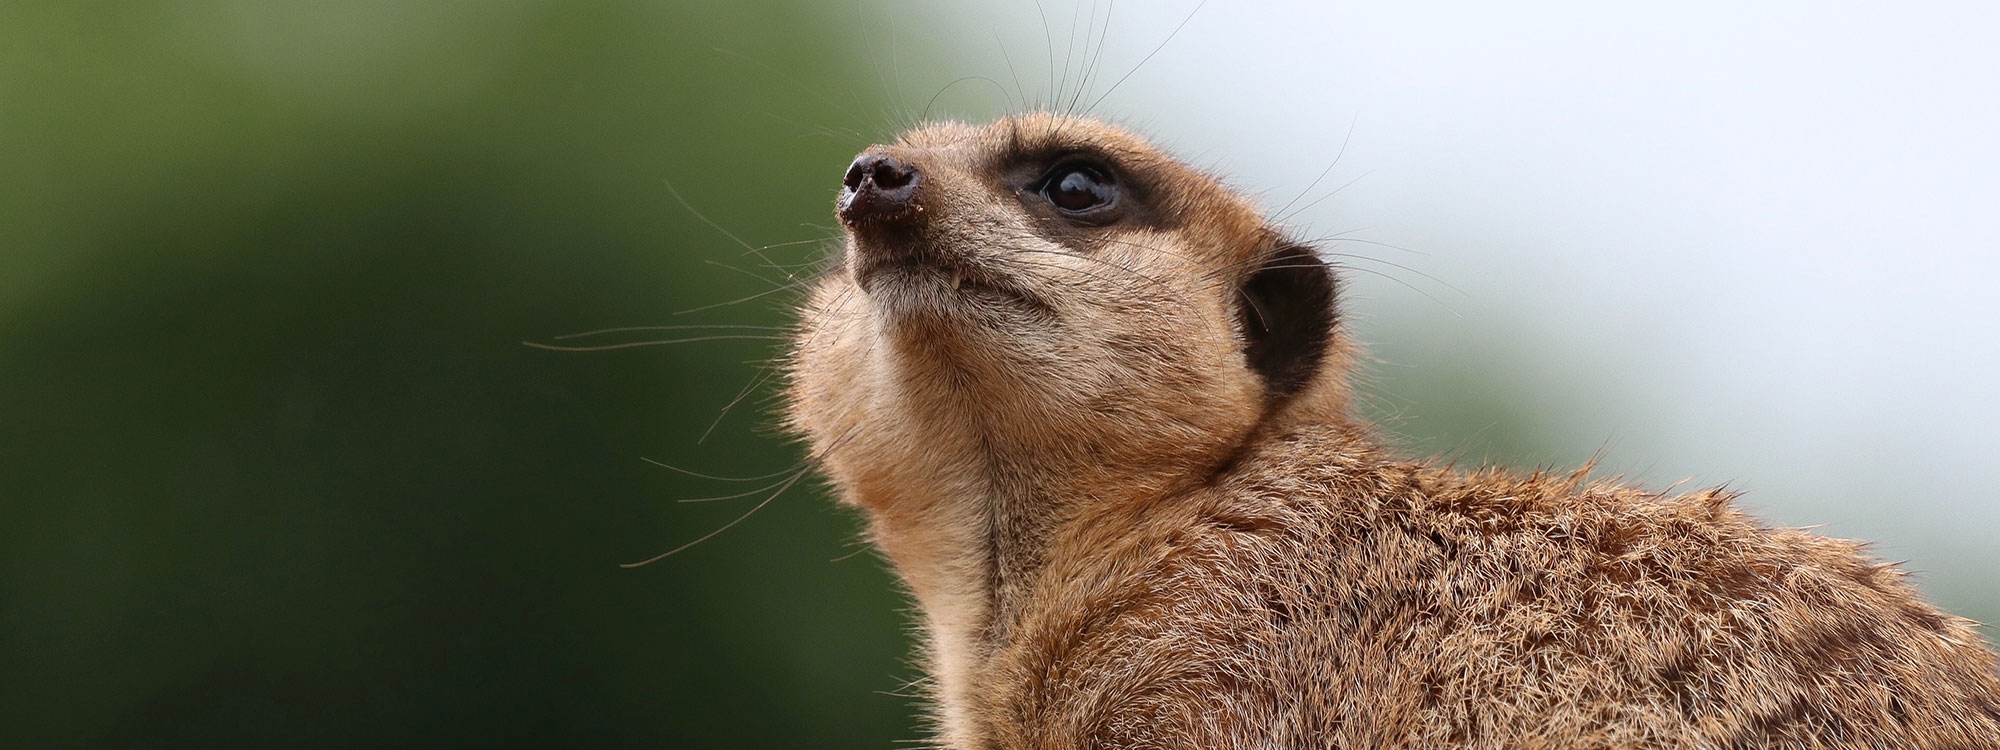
994;143;1171;238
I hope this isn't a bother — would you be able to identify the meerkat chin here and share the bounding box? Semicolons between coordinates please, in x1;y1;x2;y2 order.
781;113;2000;748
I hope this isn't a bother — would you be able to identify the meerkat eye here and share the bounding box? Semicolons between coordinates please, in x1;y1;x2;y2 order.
1038;164;1118;215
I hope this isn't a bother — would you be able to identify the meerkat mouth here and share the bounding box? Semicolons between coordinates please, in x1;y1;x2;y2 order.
861;257;1022;300
851;249;1053;321
847;231;997;291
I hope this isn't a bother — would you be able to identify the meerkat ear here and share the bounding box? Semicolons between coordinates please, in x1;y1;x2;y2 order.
1237;244;1337;399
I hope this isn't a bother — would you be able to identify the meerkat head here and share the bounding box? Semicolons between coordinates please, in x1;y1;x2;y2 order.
786;113;1347;527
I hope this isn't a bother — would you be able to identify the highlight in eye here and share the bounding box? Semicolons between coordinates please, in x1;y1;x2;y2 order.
1037;163;1119;216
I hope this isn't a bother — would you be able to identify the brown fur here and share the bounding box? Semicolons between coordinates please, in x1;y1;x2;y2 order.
784;113;2000;748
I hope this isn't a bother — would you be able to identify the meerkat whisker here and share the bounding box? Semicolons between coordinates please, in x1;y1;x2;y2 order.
1273;113;1360;221
640;456;807;483
674;481;804;504
617;467;809;568
662;179;797;283
669;277;812;316
698;285;862;445
519;334;782;353
548;324;789;340
1275;169;1375;227
700;259;791;289
1082;0;1207;115
622;427;862;567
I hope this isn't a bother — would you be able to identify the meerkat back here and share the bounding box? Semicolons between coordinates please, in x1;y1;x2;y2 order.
782;114;2000;748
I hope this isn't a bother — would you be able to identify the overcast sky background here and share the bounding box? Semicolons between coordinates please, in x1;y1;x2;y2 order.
824;0;2000;619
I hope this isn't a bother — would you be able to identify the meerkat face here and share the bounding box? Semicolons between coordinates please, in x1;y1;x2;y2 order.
787;114;1340;506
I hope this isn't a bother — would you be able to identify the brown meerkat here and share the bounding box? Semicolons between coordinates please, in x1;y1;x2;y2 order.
781;113;2000;748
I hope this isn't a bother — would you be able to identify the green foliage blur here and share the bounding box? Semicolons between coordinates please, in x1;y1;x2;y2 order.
2;2;921;746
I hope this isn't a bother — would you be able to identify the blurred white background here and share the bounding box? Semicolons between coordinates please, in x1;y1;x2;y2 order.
824;0;2000;621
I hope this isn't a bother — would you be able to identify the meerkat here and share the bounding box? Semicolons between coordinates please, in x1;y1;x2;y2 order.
781;113;2000;748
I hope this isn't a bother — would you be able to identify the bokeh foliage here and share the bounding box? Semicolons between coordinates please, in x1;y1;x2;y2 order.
2;1;920;746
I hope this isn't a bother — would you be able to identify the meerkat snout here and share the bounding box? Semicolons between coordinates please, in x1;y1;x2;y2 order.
837;151;923;226
780;113;2000;748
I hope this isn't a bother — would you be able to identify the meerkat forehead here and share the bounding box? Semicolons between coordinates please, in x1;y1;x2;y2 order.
892;115;1180;174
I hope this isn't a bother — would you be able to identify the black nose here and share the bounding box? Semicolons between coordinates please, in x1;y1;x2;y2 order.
838;152;922;226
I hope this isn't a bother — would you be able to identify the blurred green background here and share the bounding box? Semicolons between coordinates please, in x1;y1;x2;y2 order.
5;2;1992;748
1;2;919;746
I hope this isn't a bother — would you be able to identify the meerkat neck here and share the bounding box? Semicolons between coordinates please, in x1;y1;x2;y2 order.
853;419;1220;744
853;468;1029;746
